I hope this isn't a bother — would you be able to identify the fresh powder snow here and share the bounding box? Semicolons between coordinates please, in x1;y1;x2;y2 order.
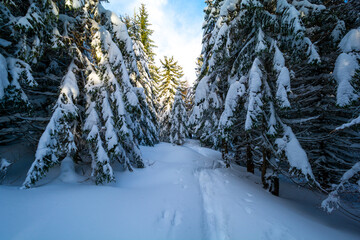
1;1;360;240
1;140;359;240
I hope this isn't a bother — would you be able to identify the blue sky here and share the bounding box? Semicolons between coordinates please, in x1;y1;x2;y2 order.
103;0;206;85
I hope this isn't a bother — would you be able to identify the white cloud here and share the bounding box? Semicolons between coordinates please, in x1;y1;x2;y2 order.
104;0;204;85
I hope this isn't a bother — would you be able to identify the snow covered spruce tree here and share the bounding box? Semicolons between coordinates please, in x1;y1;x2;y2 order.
191;0;330;195
157;56;186;142
0;0;59;144
189;0;227;148
122;4;159;118
319;0;360;212
22;0;159;188
280;0;360;192
170;89;189;145
95;3;159;146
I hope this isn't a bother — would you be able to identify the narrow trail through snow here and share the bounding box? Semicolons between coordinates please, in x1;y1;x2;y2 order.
0;140;359;240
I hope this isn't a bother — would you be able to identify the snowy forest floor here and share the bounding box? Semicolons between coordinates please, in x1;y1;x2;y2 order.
0;140;360;240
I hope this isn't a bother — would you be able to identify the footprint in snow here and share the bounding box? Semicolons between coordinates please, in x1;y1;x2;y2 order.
173;178;183;185
161;210;171;222
171;211;182;226
160;210;182;226
244;206;252;214
244;198;253;203
247;193;253;197
262;226;297;240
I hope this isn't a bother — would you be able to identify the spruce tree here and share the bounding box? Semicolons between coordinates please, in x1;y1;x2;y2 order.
281;0;360;192
16;0;158;188
170;89;188;145
0;0;58;144
158;56;185;142
136;4;157;63
134;4;160;116
191;0;325;195
96;6;158;146
24;61;81;187
191;0;360;199
318;0;360;212
120;6;159;135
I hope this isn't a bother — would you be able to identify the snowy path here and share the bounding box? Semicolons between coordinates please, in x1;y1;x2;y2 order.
0;140;360;240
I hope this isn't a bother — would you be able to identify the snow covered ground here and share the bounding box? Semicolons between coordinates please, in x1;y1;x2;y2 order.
0;140;359;240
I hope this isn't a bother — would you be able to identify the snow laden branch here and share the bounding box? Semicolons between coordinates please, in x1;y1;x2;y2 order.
0;54;37;105
322;162;360;213
275;125;315;181
336;115;360;131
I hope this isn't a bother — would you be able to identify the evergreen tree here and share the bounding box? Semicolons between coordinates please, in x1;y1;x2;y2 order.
185;85;195;114
94;3;159;146
195;55;204;78
24;61;81;187
120;6;159;130
7;0;159;188
191;0;360;200
134;4;160;116
322;118;360;213
0;0;59;144
158;56;185;142
191;0;328;195
136;4;157;63
281;0;360;192
318;0;360;212
170;89;189;145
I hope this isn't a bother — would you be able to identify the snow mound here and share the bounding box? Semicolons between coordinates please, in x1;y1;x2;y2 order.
59;157;79;183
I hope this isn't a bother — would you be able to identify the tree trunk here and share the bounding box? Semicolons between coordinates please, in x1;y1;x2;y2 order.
246;143;254;173
261;148;269;189
271;177;279;197
222;138;230;168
